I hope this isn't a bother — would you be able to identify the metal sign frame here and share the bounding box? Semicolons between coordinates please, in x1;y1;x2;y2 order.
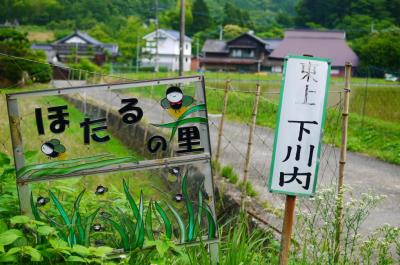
6;75;219;263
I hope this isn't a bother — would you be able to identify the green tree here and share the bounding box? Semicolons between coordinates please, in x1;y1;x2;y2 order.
223;24;248;40
189;0;212;35
358;28;400;73
160;0;193;31
0;28;51;85
116;16;151;64
223;3;254;29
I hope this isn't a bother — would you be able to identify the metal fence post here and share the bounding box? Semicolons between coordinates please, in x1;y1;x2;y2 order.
6;97;31;216
334;62;352;263
215;80;230;164
241;83;261;207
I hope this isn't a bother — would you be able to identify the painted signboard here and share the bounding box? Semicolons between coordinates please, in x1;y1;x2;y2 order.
269;55;331;196
6;76;218;259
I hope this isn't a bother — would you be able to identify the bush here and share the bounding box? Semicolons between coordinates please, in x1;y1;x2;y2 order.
68;58;102;79
239;181;257;197
220;165;238;184
0;28;51;86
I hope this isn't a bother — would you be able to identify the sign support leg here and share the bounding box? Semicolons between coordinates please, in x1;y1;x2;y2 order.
279;195;296;265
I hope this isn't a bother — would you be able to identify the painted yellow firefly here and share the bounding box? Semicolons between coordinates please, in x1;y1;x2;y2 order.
161;86;194;119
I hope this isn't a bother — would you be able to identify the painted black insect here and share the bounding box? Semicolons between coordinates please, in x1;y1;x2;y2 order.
92;224;102;232
174;193;184;202
36;196;49;206
169;167;180;176
95;185;108;195
41;139;66;158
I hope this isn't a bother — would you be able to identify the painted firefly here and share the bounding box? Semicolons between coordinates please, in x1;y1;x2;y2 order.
161;86;194;119
41;139;66;158
95;185;108;195
36;196;49;206
174;193;184;202
92;224;102;232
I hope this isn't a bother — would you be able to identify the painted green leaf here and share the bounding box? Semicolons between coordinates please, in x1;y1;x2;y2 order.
30;157;137;179
134;191;145;249
48;190;75;246
84;208;99;247
182;174;195;241
154;201;172;240
166;202;186;243
122;179;139;219
17;154;112;178
103;217;129;251
30;193;41;221
204;205;217;240
70;189;85;245
145;200;154;241
153;117;208;141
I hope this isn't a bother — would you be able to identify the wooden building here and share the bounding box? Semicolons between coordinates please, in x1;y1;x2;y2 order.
200;33;281;72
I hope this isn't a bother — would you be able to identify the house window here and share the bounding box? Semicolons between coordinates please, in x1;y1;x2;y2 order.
231;49;254;58
186;44;188;50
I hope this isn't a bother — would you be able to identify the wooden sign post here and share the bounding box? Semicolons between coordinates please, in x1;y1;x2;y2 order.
268;55;331;265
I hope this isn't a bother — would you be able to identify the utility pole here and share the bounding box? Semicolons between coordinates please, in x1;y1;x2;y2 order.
219;25;223;40
155;0;159;72
136;35;140;73
179;0;185;76
196;38;199;70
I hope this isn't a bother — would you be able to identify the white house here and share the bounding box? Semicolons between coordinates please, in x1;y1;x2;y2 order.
141;29;192;72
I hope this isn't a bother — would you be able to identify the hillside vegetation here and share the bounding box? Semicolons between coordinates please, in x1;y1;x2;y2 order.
0;0;399;73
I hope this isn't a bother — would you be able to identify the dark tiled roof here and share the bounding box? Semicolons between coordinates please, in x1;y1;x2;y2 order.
269;30;359;67
202;39;228;53
263;38;282;52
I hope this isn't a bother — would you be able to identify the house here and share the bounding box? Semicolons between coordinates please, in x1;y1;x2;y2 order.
199;33;282;72
141;29;192;72
269;29;359;76
31;30;119;66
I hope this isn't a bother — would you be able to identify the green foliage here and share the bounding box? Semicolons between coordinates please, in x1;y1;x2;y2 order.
0;28;51;86
220;165;238;184
357;28;400;72
223;24;248;40
188;0;212;36
239;181;258;197
293;186;399;264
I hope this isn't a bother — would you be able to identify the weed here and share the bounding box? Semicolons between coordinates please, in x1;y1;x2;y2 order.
220;165;239;184
239;181;258;197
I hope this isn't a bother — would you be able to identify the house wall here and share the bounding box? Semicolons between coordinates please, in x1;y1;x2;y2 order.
228;35;267;63
142;33;192;72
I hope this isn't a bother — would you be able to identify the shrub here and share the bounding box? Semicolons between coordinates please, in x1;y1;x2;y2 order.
220;165;238;184
239;181;257;197
0;29;51;86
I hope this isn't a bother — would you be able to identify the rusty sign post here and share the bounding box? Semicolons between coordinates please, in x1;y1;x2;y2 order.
268;55;331;265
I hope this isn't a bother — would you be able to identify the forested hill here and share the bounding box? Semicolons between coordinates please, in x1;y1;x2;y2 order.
0;0;399;72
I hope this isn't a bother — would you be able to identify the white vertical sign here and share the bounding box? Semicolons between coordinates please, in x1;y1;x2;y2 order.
269;55;331;196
